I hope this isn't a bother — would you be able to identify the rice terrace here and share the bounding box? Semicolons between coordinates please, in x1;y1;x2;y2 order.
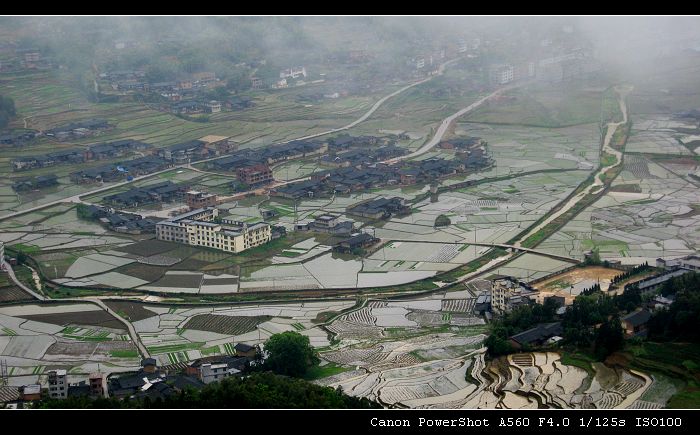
0;16;699;411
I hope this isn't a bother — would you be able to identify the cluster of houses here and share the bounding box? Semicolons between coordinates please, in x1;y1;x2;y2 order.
0;129;38;147
12;139;151;172
0;48;55;72
1;344;259;408
70;155;171;184
11;174;58;192
272;154;488;200
209;139;326;172
104;181;188;208
12;148;85;171
346;197;411;220
100;70;257;115
44;119;111;141
79;204;161;234
102;69;220;98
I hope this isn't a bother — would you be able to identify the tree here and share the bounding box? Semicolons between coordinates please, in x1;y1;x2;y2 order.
263;331;319;378
434;214;451;228
593;315;625;360
0;95;16;129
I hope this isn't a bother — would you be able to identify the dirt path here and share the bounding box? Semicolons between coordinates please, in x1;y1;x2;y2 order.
513;85;631;248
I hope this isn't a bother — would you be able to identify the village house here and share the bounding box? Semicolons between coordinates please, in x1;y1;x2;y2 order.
199;135;236;155
509;322;563;349
621;309;652;338
186;190;219;209
280;66;307;79
158;139;210;163
346;197;411;220
295;213;354;236
12;174;58;191
334;232;380;254
44;119;110;141
204;100;222;113
237;163;274;187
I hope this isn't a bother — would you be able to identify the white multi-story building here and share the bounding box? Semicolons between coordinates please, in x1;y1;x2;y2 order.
48;369;68;399
490;64;514;85
280;66;307;79
156;207;272;254
200;362;240;384
491;278;538;314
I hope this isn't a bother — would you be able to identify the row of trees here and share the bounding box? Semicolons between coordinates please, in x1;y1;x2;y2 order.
0;94;16;129
611;262;651;285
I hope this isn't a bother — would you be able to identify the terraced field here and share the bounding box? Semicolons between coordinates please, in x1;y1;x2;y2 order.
320;351;661;409
183;314;272;335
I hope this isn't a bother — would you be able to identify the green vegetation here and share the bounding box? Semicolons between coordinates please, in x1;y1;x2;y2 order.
259;331;319;378
484;298;560;357
303;363;352;381
648;272;700;343
434;214;452;228
109;349;139;358
147;342;204;354
0;94;16;128
37;372;380;409
600;151;618;167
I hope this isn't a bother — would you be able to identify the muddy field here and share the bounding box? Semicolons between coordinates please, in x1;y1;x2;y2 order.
104;301;158;322
18;310;125;330
533;266;622;300
46;339;136;357
115;240;179;257
0;286;33;303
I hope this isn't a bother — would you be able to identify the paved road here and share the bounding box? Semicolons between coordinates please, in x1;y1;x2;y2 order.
513;86;631;248
470;242;580;263
383;86;512;164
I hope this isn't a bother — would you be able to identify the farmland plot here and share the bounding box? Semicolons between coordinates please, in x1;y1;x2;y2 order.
540;156;700;263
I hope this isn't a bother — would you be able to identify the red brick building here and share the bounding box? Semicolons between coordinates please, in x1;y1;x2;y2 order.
237;164;273;186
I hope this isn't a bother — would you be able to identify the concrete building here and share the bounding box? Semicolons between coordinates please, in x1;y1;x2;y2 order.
47;369;68;400
204;100;222;113
200;362;236;384
280;66;307;79
237;164;273;186
491;277;538;314
156;207;272;254
186;191;218;209
489;64;514;85
89;373;107;398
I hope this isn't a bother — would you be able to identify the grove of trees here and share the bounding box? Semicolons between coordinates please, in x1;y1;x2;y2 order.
0;94;17;129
